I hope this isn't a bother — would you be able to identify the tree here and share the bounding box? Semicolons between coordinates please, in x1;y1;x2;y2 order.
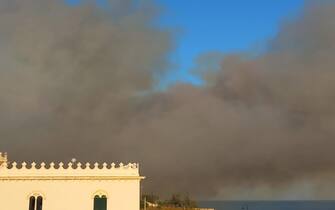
169;194;183;207
140;193;198;209
141;193;160;208
164;193;197;208
183;194;197;208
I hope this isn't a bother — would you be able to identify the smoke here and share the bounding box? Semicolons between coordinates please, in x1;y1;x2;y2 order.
0;0;173;158
2;0;335;199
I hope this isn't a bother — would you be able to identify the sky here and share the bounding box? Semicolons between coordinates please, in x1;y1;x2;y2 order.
5;0;335;199
65;0;305;88
156;0;306;87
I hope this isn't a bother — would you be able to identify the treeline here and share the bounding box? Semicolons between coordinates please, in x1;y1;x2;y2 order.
141;193;198;208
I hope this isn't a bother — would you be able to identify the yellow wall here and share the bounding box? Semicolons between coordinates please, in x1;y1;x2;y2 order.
0;161;143;210
0;178;140;210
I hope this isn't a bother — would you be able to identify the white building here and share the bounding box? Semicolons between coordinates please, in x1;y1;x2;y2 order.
0;152;144;210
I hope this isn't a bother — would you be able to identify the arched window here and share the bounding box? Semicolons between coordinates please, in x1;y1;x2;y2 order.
28;195;43;210
94;195;107;210
36;196;43;210
29;196;35;210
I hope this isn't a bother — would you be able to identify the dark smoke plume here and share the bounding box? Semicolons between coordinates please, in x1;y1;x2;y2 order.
2;0;335;199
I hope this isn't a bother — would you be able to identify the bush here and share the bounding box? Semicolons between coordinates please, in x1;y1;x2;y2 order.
141;193;197;209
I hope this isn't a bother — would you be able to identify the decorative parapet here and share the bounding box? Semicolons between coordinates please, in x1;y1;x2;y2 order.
0;152;144;180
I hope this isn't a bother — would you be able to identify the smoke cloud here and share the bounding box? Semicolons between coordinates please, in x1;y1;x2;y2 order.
0;0;172;159
2;0;335;199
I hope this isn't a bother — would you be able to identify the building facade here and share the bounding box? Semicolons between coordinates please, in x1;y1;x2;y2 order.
0;152;144;210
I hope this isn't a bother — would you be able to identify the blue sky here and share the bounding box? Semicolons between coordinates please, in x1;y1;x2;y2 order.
65;0;306;87
156;0;305;87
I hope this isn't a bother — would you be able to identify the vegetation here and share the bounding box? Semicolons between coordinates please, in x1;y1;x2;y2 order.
141;193;198;209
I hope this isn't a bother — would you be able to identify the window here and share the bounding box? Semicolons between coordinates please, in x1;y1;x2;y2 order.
28;195;43;210
94;195;107;210
36;196;43;210
29;196;35;210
